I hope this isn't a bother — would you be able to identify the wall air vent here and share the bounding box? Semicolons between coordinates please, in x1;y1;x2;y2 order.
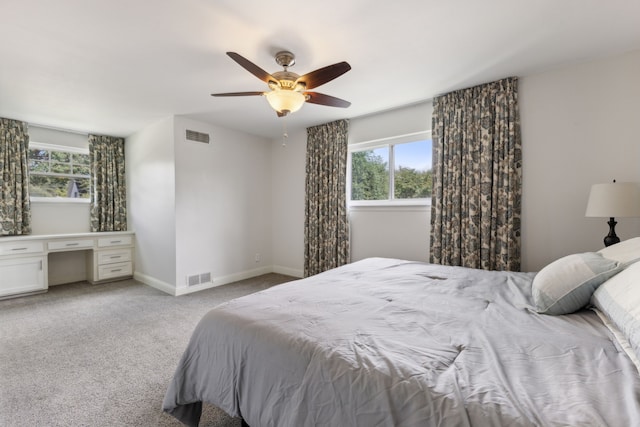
187;272;213;286
187;274;200;287
185;129;210;144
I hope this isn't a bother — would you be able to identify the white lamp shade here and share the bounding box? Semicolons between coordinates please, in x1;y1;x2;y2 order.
265;89;305;114
585;182;640;218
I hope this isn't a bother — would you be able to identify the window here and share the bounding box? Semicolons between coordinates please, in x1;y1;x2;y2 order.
28;143;91;201
349;132;432;205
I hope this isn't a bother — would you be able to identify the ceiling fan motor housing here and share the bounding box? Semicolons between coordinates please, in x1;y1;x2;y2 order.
275;51;296;68
271;71;302;90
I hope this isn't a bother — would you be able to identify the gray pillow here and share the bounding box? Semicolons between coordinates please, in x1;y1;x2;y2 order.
532;252;622;315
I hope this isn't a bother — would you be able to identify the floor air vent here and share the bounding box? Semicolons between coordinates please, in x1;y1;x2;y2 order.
185;129;210;144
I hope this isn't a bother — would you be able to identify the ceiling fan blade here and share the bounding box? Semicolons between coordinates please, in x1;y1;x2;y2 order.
296;62;351;90
226;52;278;85
304;92;351;108
211;91;264;97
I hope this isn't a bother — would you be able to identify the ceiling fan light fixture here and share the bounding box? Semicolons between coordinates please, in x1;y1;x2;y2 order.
265;89;306;115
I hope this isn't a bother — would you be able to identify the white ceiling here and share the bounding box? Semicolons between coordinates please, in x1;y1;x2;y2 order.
1;0;639;140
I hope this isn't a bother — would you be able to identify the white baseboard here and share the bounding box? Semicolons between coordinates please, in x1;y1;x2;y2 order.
134;265;288;296
218;265;274;285
174;280;223;296
176;266;273;296
272;265;304;278
133;271;176;296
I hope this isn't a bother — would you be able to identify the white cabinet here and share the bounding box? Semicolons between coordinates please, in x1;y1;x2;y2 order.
0;256;47;298
0;231;134;298
89;239;134;284
0;240;47;298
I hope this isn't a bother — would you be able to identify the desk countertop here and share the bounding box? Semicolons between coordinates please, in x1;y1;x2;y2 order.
0;230;134;243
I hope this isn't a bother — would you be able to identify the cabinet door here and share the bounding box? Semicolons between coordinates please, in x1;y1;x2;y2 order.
0;256;46;298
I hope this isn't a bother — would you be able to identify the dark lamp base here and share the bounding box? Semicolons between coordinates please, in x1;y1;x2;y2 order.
603;217;620;247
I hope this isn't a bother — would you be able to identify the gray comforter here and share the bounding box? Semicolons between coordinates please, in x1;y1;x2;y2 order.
163;258;640;426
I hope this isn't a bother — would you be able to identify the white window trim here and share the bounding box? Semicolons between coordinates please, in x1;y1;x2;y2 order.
30;196;90;204
29;141;91;204
349;198;431;208
348;204;430;213
347;130;432;208
30;141;88;155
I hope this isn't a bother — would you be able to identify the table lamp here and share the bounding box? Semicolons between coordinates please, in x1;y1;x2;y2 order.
585;181;640;246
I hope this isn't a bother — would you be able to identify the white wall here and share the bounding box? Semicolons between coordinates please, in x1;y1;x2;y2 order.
520;49;640;271
126;116;177;290
30;201;90;235
349;206;430;262
349;102;433;143
173;117;273;291
271;130;306;277
29;125;88;150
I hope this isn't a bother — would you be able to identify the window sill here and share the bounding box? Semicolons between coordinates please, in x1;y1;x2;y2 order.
348;200;431;212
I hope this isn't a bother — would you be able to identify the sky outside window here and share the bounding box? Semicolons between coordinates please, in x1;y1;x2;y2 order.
394;139;432;172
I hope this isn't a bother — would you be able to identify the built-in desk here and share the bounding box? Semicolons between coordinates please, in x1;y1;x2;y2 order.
0;231;134;299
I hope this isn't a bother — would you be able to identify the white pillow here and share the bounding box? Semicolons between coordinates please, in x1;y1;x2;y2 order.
532;252;622;315
598;237;640;265
591;261;640;370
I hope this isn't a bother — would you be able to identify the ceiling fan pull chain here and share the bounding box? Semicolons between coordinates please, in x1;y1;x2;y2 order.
282;116;288;147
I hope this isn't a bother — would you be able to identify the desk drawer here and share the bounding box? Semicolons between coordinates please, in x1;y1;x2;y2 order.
48;239;94;251
97;248;132;265
97;261;132;281
0;241;44;256
98;236;132;248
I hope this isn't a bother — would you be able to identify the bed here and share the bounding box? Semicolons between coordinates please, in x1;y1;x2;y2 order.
163;241;640;426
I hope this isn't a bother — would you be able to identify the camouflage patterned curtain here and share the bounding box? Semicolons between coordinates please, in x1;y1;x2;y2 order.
89;134;127;232
430;77;521;271
0;118;31;236
304;119;350;277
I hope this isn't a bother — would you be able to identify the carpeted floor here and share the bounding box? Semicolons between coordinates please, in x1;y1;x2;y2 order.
0;273;295;427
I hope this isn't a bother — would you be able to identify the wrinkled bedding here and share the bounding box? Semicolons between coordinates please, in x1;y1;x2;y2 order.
163;258;640;426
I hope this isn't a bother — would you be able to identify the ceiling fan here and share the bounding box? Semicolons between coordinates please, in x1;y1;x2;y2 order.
212;51;351;117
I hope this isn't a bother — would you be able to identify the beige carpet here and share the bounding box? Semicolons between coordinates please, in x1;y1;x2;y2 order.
0;273;295;427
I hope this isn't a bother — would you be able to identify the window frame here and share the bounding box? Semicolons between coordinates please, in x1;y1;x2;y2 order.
347;131;432;207
28;142;91;204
